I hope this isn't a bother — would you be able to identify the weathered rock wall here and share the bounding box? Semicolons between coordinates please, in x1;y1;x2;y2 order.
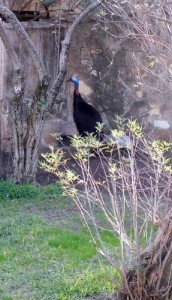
68;19;172;140
1;17;172;152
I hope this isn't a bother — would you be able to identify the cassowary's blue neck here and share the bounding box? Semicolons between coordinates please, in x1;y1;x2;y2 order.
73;80;80;95
69;75;80;95
73;80;79;90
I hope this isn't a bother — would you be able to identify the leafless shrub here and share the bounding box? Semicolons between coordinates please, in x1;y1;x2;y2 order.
41;120;172;299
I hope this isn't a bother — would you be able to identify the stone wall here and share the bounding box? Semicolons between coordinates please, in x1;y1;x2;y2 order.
68;19;172;140
1;16;172;152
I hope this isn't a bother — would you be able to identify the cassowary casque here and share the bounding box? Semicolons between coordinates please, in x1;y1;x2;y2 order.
67;75;103;140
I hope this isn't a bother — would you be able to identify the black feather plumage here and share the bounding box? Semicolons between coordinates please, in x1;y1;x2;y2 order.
73;91;103;139
67;75;103;140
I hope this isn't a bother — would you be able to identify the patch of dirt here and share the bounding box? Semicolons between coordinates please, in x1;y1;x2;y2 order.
1;146;172;204
0;147;121;185
0;150;63;185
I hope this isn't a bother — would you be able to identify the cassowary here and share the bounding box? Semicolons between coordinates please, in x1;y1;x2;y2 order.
67;75;103;140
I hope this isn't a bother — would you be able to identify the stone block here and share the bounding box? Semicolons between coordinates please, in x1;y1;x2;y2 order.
149;107;160;116
40;119;78;149
153;120;170;129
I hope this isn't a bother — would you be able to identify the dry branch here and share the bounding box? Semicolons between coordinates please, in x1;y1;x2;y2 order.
49;0;103;105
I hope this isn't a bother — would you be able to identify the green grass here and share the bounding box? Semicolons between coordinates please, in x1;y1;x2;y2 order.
0;180;63;201
0;180;120;300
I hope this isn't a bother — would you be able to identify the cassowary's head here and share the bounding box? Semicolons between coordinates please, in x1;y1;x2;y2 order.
66;75;79;90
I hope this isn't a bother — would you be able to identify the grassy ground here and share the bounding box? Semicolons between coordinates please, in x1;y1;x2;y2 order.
0;181;120;300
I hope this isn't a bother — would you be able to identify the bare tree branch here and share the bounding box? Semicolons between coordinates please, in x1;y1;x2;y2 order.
49;0;103;105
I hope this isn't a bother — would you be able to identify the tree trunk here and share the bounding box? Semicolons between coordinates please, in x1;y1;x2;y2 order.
12;122;41;184
0;4;48;183
118;210;172;300
0;1;103;183
12;78;49;183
